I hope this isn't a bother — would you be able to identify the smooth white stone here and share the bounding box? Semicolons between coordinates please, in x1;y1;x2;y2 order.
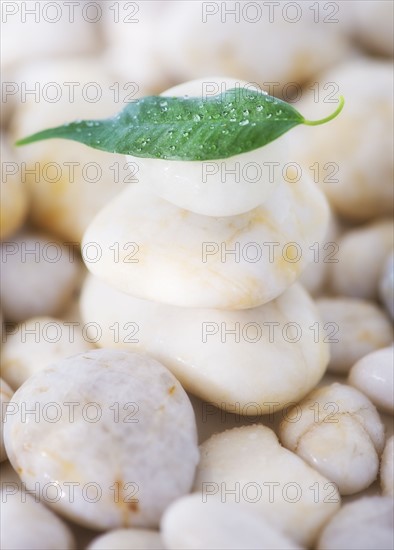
161;493;302;550
11;58;131;243
291;58;393;222
317;496;394;550
348;346;394;414
127;77;291;217
87;528;164;550
380;436;394;497
4;349;199;530
103;2;348;93
379;250;394;320
0;489;75;550
1;316;95;390
0;232;83;323
1;3;99;71
0;378;13;462
316;297;393;374
279;383;385;495
193;425;340;547
342;1;394;57
80;276;329;414
0;136;28;241
329;220;394;300
82;173;329;309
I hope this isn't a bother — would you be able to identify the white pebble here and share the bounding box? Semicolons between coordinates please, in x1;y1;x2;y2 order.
291;58;393;222
317;496;393;550
1;316;95;389
279;383;385;495
2;2;99;71
0;232;82;323
316;297;393;374
81;276;329;414
129;78;291;217
348;346;394;414
379;250;394;319
4;349;199;529
330;220;393;300
0;489;75;550
104;2;348;93
0;137;28;241
0;378;13;462
193;425;340;547
87;528;164;550
83;174;328;309
342;1;394;57
161;494;302;550
11;58;132;243
380;436;394;497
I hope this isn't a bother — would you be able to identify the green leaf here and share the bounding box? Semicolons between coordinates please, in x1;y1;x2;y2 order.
15;89;344;161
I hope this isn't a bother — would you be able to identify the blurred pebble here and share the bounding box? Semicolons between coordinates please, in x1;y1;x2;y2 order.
0;378;13;462
87;528;164;550
317;496;393;550
161;494;302;550
1;316;94;390
0;232;83;323
379;250;394;319
380;436;394;497
316;297;393;374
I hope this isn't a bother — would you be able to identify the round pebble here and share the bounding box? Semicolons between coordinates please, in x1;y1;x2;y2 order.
379;250;394;319
0;232;83;323
11;58;130;243
279;383;385;495
193;425;340;547
380;436;394;497
291;58;393;222
0;137;28;241
0;378;13;462
82;173;329;309
81;276;329;414
0;488;75;550
1;316;94;390
161;493;302;550
329;219;393;300
316;297;393;374
128;77;291;217
317;496;393;550
348;346;394;414
87;528;164;550
4;349;199;529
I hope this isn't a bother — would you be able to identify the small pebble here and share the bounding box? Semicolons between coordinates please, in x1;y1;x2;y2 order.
1;316;94;390
348;346;394;414
279;383;385;495
193;425;340;547
316;297;393;374
87;528;164;550
379;250;394;319
0;232;82;323
0;378;13;462
161;493;302;550
0;489;75;550
317;496;393;550
4;349;199;529
380;436;394;497
330;219;393;300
